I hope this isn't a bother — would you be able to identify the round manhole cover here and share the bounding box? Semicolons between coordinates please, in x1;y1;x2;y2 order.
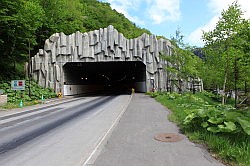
154;133;184;142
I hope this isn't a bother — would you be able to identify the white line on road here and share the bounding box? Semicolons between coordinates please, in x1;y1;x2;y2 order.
82;94;133;166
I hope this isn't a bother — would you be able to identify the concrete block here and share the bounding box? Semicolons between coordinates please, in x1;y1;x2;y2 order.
133;39;138;57
144;33;150;47
118;33;124;47
137;39;143;59
89;46;94;58
99;28;104;42
122;38;127;51
82;32;90;58
49;33;59;42
94;30;99;45
66;36;71;55
0;95;7;106
51;43;56;63
39;49;44;55
129;39;133;50
115;46;121;58
95;42;102;55
55;65;60;82
103;28;108;41
75;31;82;56
107;25;114;51
114;29;119;45
60;32;67;46
88;31;94;46
44;39;52;51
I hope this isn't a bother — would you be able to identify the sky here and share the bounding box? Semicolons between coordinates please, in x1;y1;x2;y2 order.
99;0;250;47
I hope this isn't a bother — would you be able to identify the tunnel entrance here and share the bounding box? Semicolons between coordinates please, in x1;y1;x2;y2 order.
63;61;146;95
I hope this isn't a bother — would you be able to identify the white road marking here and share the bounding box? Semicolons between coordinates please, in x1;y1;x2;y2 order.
82;94;133;166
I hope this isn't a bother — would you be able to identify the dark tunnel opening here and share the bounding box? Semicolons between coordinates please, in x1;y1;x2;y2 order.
63;61;146;95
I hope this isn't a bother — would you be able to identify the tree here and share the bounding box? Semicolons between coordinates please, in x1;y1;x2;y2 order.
163;28;202;93
0;0;45;79
0;0;152;80
202;1;250;106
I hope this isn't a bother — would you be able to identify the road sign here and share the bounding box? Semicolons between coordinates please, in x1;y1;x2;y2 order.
11;80;25;90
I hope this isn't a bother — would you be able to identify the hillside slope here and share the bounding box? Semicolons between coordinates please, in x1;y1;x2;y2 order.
0;0;151;81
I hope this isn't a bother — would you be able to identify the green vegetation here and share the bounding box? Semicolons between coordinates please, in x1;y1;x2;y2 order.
151;3;249;165
0;0;151;80
0;80;56;109
202;2;250;105
162;28;203;93
0;0;151;107
148;91;250;166
161;2;249;106
0;0;249;163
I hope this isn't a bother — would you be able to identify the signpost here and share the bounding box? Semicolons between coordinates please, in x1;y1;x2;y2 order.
11;80;25;107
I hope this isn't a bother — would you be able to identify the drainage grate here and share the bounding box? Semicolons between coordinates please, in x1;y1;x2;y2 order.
154;133;184;142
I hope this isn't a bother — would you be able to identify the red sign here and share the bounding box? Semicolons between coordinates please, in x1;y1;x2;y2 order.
18;81;23;86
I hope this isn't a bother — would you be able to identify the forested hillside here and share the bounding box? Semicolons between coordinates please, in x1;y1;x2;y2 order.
0;0;151;81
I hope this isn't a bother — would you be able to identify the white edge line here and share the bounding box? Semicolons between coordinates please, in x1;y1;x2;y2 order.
82;94;133;166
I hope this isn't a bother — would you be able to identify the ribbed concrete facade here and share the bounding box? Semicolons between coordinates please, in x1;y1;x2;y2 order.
30;25;204;94
30;25;174;94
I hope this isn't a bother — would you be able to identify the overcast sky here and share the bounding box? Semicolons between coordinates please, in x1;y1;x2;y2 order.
99;0;250;47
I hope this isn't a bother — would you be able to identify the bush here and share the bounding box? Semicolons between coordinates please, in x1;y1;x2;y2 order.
0;79;57;104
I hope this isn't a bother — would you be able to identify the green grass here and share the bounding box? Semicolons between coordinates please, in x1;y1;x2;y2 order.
148;91;250;166
0;100;42;109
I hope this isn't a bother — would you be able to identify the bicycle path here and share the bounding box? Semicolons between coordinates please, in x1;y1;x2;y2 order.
91;93;224;166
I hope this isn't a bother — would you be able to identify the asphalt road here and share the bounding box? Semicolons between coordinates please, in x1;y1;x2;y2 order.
0;94;131;166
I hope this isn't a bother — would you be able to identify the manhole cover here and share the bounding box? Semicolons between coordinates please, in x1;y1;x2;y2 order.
154;133;184;142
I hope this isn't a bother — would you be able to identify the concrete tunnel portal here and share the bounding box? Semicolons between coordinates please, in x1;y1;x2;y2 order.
63;61;146;95
31;25;177;95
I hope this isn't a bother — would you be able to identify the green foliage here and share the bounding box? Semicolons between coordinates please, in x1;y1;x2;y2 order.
181;95;250;135
80;0;151;38
0;0;151;80
151;91;250;165
202;2;250;100
161;28;203;92
0;79;56;105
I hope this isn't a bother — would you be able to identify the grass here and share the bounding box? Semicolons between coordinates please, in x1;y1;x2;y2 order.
0;100;42;109
148;91;250;166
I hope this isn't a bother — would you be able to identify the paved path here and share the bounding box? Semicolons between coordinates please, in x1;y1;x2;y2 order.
91;93;224;166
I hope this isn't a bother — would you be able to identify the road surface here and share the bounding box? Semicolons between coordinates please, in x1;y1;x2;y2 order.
0;95;131;166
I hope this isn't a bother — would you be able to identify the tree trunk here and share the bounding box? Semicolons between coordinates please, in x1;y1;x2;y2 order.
234;57;238;108
222;69;228;105
222;52;229;105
